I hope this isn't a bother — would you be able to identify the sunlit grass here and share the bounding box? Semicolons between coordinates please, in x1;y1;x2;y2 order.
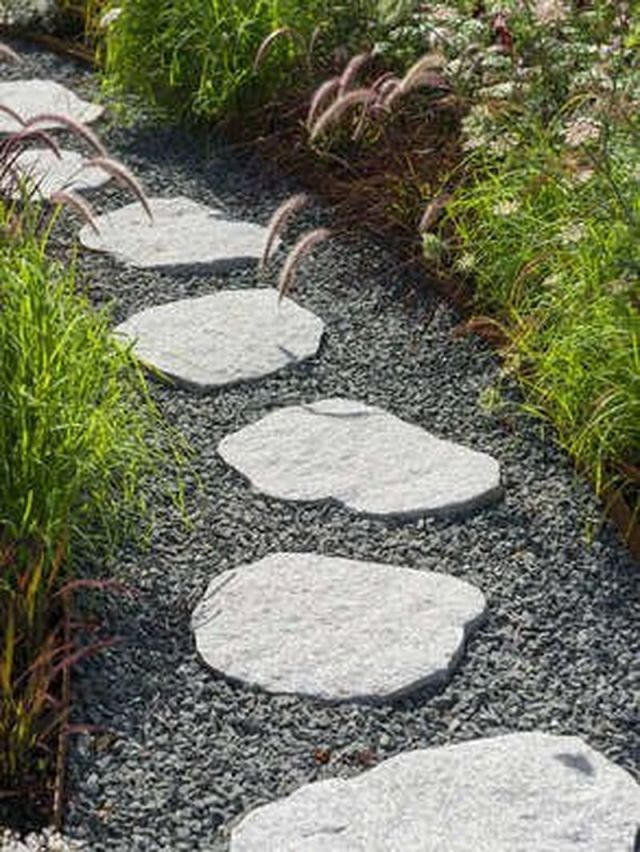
101;0;378;121
0;218;184;811
446;129;639;507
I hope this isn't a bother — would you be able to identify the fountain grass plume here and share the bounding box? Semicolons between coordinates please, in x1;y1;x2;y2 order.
81;157;153;221
0;42;21;64
338;52;371;96
309;89;374;143
24;114;108;157
49;189;100;234
306;77;340;130
278;227;331;300
260;192;308;272
253;27;294;71
418;195;452;233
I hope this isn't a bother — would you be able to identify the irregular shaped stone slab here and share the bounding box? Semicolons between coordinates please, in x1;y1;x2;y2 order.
231;732;640;851
0;148;110;199
79;196;273;269
218;398;501;518
114;290;324;390
192;552;486;703
0;80;104;132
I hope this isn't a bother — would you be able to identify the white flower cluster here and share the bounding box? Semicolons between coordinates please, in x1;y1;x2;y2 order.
562;117;601;148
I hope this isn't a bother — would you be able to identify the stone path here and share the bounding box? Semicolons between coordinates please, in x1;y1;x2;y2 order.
3;74;638;849
0;79;103;130
230;732;640;851
1;147;110;199
192;552;486;703
79;196;275;269
114;290;324;390
218;397;502;518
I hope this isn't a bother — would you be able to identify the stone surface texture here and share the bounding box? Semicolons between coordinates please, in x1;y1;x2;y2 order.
192;552;486;703
79;196;273;269
114;289;324;390
231;732;640;851
0;79;103;132
1;148;110;199
218;398;501;518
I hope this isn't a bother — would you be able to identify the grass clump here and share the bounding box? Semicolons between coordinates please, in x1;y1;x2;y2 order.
0;219;181;818
0;52;183;812
289;1;639;543
421;2;640;533
100;0;379;122
445;136;639;504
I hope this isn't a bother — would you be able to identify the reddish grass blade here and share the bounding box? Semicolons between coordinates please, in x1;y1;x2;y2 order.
0;104;26;128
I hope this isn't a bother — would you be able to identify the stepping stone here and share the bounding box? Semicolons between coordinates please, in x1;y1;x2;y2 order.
0;148;110;200
114;290;324;390
0;80;104;133
218;398;501;518
79;196;274;269
230;732;640;851
192;552;486;703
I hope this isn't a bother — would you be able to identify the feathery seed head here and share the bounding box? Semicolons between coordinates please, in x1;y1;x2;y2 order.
261;192;308;272
338;52;371;96
278;228;330;300
82;156;153;221
309;89;374;143
403;52;446;87
50;190;100;234
0;42;21;64
306;77;340;130
24;114;108;157
254;27;295;72
418;195;451;233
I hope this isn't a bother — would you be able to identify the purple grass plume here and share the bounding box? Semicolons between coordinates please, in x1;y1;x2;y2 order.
82;157;153;221
306;77;340;130
50;190;100;234
418;195;452;233
338;52;371;97
309;89;374;144
261;193;309;272
24;114;108;157
278;228;331;300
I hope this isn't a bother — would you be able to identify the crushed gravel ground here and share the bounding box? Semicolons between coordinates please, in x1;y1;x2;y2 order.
2;40;639;852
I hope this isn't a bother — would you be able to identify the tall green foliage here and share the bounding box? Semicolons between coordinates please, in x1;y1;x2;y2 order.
0;220;182;806
102;0;378;121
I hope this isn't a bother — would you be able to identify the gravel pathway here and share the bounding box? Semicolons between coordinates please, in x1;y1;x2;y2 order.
3;41;639;852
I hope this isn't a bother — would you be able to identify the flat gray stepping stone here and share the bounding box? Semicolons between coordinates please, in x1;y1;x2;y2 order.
79;196;273;269
114;290;324;390
218;398;501;518
192;552;486;702
230;732;640;851
0;148;110;199
0;80;104;132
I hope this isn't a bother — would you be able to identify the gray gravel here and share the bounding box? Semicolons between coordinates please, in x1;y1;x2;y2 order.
3;40;639;852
